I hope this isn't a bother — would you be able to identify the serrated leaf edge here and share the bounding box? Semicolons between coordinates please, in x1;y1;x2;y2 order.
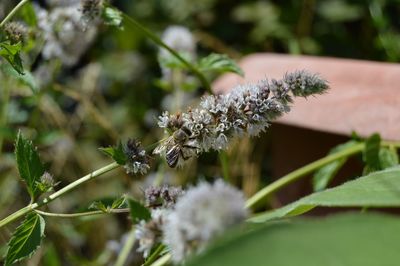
5;213;45;265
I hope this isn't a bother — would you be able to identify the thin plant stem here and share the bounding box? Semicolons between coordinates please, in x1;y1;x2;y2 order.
246;140;400;209
0;78;11;152
34;208;129;218
0;162;119;228
114;227;136;266
0;0;29;27
120;12;211;93
219;151;230;182
144;245;166;266
245;143;366;209
149;254;171;266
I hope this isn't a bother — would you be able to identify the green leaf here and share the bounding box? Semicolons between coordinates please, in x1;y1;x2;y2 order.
15;131;45;199
111;196;126;209
102;7;123;28
312;140;359;191
99;142;127;165
197;53;244;76
0;60;39;92
0;42;24;74
5;213;45;266
18;2;38;26
187;213;400;266
250;166;400;223
89;201;108;212
127;198;151;224
363;133;381;173
89;196;127;213
379;147;399;169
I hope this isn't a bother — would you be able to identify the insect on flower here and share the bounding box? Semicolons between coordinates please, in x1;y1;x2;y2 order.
153;126;198;168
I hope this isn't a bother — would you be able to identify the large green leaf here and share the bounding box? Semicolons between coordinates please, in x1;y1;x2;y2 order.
379;147;399;169
197;53;244;76
0;42;24;74
0;62;39;92
312;140;359;191
15;131;45;199
5;213;45;265
128;198;151;224
186;213;400;266
250;166;400;223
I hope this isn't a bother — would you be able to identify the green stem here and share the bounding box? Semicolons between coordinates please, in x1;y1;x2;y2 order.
34;208;129;218
0;162;119;228
0;77;11;152
149;254;171;266
144;245;166;266
219;151;230;182
245;143;366;209
114;227;136;266
0;0;29;27
120;12;211;93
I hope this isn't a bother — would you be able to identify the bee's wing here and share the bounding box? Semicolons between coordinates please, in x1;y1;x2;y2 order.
152;137;173;155
166;145;180;168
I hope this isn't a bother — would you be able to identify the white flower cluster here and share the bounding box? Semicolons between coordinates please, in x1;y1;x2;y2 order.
158;25;196;82
159;25;196;63
134;185;184;257
162;180;248;262
135;209;165;258
156;71;328;166
35;1;98;66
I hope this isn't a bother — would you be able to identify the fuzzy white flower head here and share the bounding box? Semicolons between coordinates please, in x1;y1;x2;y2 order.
162;180;248;262
158;25;196;82
159;25;196;60
135;209;167;258
36;3;98;66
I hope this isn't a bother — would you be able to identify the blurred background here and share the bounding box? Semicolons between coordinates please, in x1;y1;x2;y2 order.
0;0;399;265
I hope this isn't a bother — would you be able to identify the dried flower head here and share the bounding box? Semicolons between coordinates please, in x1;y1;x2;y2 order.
37;172;57;193
123;139;150;175
162;180;248;262
155;71;329;167
80;0;103;22
145;185;184;209
4;22;28;44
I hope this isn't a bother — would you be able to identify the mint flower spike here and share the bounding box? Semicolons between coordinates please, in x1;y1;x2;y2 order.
155;70;329;167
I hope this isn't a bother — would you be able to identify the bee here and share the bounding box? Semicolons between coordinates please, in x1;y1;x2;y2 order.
153;126;198;168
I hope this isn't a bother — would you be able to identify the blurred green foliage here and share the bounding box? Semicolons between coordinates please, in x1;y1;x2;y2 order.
0;0;399;265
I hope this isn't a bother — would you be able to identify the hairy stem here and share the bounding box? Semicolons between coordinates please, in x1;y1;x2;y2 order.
0;162;119;228
120;12;211;93
0;0;29;27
